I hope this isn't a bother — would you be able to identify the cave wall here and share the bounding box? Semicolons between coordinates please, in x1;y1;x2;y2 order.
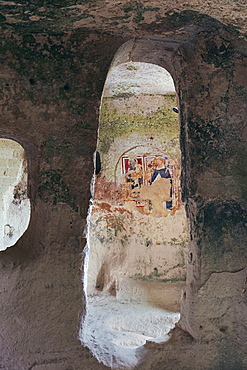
0;10;246;370
0;29;124;369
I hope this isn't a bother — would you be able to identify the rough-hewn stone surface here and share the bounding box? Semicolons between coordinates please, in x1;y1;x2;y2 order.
0;3;246;369
0;1;247;37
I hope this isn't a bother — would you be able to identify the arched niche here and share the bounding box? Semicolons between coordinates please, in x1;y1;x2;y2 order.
81;58;189;369
0;138;30;251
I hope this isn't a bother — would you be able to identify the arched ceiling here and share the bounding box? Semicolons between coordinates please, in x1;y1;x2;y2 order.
0;1;246;37
103;62;175;97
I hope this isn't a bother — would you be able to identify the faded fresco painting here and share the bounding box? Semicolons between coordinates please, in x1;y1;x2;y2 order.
122;154;181;217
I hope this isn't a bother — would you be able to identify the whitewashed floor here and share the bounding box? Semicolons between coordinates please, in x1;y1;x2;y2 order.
80;295;179;369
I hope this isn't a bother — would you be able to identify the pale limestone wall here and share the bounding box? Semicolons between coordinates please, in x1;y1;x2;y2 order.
104;62;176;97
0;139;30;251
87;201;188;310
87;67;188;310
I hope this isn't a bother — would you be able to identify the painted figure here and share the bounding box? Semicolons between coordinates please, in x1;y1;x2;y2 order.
150;157;172;210
121;154;177;216
150;157;171;183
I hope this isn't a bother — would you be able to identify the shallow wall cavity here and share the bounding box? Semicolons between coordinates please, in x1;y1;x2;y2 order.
0;139;30;251
81;62;188;369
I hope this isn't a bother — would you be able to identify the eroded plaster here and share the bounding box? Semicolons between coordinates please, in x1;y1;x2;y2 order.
0;138;30;251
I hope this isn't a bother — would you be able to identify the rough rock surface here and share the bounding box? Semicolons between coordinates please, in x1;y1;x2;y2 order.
0;2;246;369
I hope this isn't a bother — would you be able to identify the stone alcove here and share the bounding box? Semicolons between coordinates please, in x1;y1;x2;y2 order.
0;138;30;251
81;53;189;367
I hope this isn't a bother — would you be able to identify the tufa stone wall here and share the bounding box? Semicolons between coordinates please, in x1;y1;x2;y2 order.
0;10;246;370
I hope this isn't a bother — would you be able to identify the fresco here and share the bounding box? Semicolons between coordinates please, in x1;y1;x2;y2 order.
122;154;181;217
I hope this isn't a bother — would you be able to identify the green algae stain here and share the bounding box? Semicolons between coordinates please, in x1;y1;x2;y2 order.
131;272;186;283
98;95;179;155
